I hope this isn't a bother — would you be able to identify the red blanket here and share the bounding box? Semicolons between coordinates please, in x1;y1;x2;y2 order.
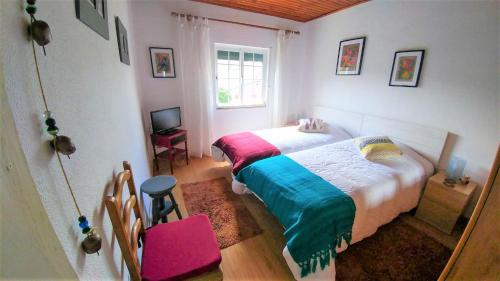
213;132;281;175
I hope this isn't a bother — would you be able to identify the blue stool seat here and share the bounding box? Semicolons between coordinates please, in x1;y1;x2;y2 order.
141;175;182;225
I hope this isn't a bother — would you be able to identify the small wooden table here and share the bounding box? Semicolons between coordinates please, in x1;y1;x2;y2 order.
415;171;477;234
151;130;189;174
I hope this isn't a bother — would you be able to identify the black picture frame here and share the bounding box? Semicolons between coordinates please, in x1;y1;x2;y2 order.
389;50;425;87
115;17;129;65
149;47;176;78
336;37;366;75
75;0;109;40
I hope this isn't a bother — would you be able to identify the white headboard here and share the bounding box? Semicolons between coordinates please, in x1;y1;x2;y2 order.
314;106;364;137
313;106;449;167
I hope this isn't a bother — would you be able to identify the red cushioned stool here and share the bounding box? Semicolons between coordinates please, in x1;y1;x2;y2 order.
105;161;222;281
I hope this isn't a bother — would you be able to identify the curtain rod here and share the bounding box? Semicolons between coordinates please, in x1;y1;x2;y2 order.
171;12;300;35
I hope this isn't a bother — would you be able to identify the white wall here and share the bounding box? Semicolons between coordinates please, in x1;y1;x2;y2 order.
1;0;150;279
129;0;305;155
303;0;499;196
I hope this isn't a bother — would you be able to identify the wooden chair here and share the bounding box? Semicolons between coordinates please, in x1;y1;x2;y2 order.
105;161;222;281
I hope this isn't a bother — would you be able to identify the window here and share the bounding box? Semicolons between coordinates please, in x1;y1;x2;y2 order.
215;44;268;108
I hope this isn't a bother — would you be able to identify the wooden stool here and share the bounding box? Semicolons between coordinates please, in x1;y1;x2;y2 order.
141;175;182;225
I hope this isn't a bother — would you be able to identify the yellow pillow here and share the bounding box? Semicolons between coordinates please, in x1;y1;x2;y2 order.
355;136;402;160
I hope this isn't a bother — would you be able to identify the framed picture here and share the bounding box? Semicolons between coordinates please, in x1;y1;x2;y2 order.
149;47;176;78
115;17;129;65
75;0;109;40
389;50;425;87
336;37;366;75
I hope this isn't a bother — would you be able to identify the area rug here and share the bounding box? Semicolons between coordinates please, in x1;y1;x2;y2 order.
336;218;452;281
181;178;263;249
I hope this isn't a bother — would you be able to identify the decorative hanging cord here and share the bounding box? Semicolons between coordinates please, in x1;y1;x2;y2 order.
25;0;101;255
29;20;82;217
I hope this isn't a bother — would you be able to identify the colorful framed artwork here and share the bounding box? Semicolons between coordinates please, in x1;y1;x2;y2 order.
149;47;176;78
389;50;425;87
336;37;366;75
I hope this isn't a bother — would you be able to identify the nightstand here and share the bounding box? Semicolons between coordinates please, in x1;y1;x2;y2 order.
415;171;477;234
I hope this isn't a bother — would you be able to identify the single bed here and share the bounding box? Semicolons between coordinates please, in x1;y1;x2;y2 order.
234;139;434;280
232;107;449;280
211;124;352;173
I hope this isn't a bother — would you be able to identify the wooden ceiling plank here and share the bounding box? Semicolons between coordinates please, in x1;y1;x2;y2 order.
233;0;322;14
191;0;368;22
202;0;331;14
193;0;308;21
307;0;368;21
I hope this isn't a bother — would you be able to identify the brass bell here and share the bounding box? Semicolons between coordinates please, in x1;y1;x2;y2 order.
50;135;76;156
30;20;51;46
81;231;102;255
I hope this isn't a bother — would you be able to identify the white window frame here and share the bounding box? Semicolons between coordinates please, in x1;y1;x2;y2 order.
214;43;269;109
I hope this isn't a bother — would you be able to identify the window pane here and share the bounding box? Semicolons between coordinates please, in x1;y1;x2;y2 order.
243;66;253;79
229;79;241;105
218;89;231;104
218;77;241;106
229;65;240;79
254;80;263;92
229;51;239;61
242;79;253;89
253;80;264;104
253;66;263;80
244;53;253;66
218;78;228;91
218;59;228;65
217;50;228;60
244;52;253;61
229;78;240;89
217;64;228;79
242;80;253;104
254;53;263;67
242;79;263;105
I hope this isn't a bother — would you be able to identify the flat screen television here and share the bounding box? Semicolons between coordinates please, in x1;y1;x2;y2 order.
150;107;181;135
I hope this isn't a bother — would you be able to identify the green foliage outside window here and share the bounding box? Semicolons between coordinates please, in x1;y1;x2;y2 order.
218;89;231;104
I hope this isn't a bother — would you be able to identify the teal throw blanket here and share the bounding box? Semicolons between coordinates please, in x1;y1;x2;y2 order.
236;155;356;277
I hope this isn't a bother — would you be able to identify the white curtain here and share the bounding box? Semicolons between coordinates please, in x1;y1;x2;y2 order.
176;16;214;157
272;30;296;127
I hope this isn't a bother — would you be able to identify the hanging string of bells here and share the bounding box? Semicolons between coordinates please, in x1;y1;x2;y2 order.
25;0;102;255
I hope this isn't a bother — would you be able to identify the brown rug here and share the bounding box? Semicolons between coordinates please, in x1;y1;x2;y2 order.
336;218;452;281
181;178;263;249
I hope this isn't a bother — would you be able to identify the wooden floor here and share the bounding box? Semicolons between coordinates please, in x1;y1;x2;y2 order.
156;156;462;280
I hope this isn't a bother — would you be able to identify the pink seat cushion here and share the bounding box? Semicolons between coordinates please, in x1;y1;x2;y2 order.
141;214;222;281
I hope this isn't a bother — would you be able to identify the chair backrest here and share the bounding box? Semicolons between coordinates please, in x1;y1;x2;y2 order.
105;161;147;281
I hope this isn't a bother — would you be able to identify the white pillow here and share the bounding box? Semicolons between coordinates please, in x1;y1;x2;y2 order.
327;124;352;140
298;118;325;133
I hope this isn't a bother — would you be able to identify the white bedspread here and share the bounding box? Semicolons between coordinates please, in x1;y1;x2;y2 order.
211;125;351;162
233;139;434;280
